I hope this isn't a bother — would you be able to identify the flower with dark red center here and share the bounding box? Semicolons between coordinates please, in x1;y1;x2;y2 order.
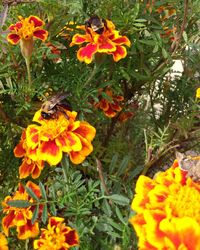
70;19;130;64
33;217;79;250
2;181;41;240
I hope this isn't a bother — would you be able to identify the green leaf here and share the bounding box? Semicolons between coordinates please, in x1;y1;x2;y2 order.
50;203;57;216
109;154;119;174
115;206;127;225
106;217;123;232
117;155;130;176
25;186;39;202
39;182;47;200
42;204;48;224
162;48;168;59
31;205;39;224
106;194;130;206
7;200;32;208
102;199;112;217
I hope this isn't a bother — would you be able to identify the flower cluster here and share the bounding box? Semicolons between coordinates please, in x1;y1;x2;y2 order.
33;217;79;250
2;181;41;240
129;160;200;249
14;109;96;179
70;19;130;64
94;88;124;118
0;232;9;250
7;15;48;59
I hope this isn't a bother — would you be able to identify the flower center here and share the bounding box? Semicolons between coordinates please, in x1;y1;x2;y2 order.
18;19;35;40
170;184;200;223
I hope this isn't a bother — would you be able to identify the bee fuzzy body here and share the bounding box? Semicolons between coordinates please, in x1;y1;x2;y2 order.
41;92;72;120
85;15;107;35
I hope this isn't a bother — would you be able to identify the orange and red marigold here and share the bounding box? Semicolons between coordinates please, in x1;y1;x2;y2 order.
70;19;131;64
7;15;48;58
33;217;79;250
94;88;124;118
14;109;96;179
2;181;41;240
129;160;200;250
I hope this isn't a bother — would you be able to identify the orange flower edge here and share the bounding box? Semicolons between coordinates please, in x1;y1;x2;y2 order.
70;19;130;63
2;181;41;240
129;161;200;249
33;217;79;250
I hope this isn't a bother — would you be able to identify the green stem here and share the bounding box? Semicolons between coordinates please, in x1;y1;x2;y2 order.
25;239;29;250
25;57;31;87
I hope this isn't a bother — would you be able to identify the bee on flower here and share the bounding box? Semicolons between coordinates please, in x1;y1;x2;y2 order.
14;94;96;178
70;15;131;64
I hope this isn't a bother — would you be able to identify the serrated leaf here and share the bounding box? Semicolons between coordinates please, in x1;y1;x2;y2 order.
7;200;32;208
39;182;47;200
25;186;39;202
42;204;48;224
31;205;39;224
115;206;127;225
102;199;112;217
117;155;130;176
109;154;119;174
106;194;129;206
50;203;57;216
106;217;123;231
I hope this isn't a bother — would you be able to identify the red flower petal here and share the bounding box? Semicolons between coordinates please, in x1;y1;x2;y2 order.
77;43;98;64
110;102;122;112
73;122;96;141
14;142;26;158
64;229;79;246
70;34;90;46
29;16;44;27
113;36;131;47
7;33;20;44
96;36;116;53
17;220;39;240
38;140;62;166
2;212;15;236
105;106;117;118
33;29;48;41
111;45;127;62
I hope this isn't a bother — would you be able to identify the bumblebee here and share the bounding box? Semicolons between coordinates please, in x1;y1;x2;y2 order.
41;92;72;119
85;15;107;35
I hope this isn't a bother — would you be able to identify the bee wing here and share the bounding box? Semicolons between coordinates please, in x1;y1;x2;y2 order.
48;91;70;106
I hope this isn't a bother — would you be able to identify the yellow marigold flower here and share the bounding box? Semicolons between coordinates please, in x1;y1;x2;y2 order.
0;232;9;250
196;87;200;98
129;161;200;249
33;217;79;250
7;15;48;58
14;109;96;178
2;181;41;240
70;18;130;64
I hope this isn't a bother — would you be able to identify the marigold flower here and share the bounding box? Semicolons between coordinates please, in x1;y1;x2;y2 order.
7;15;48;58
94;88;124;118
70;19;130;63
33;217;79;250
14;130;44;179
0;232;9;250
2;181;41;240
129;161;200;249
196;87;200;98
14;110;96;178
